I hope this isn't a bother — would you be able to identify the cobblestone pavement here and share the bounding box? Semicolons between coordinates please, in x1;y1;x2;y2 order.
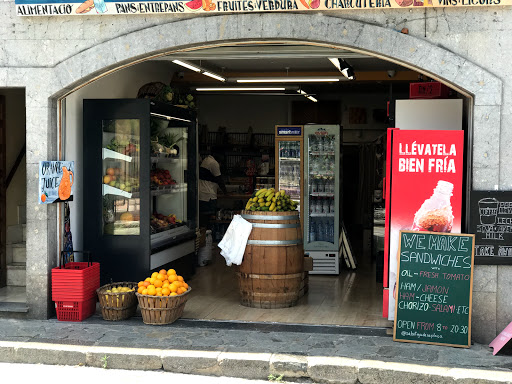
0;315;511;373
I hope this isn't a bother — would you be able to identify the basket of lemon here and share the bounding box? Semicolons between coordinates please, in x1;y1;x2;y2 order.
135;269;191;325
96;282;138;321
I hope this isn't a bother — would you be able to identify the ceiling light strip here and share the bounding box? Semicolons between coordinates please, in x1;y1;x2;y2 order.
196;87;286;91
202;72;226;82
172;59;201;72
237;78;341;83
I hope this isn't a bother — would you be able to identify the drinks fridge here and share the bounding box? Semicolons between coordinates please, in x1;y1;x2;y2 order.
275;125;303;226
303;124;343;274
83;99;198;284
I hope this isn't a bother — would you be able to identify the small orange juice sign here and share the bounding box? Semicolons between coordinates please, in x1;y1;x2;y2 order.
39;161;74;204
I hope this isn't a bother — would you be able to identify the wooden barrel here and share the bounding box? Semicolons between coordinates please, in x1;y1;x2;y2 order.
238;210;304;309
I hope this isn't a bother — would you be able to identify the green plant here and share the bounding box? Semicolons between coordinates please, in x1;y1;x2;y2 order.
268;374;284;382
101;354;108;369
159;132;183;149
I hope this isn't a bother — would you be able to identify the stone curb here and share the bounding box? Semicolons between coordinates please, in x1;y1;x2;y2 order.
0;341;511;383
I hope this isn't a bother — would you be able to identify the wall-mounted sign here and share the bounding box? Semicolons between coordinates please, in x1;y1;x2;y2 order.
39;161;74;204
15;0;508;16
470;191;512;265
393;230;475;348
277;126;302;136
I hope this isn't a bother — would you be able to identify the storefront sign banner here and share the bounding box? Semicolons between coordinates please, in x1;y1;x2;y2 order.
39;161;75;204
15;0;507;16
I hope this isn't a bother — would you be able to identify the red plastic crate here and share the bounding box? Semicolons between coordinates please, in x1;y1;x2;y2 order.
52;262;100;302
52;262;100;281
55;297;97;322
52;289;97;302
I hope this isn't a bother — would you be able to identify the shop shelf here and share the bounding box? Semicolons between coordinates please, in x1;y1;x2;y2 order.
102;148;132;162
150;183;187;196
55;297;97;322
309;151;335;156
311;192;335;197
103;184;133;198
279;157;301;162
151;156;180;163
310;213;335;217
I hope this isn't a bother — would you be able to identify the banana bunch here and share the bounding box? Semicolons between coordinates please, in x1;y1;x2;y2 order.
245;188;298;212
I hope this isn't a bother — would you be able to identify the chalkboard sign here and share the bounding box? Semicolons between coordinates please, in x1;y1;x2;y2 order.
470;191;512;265
393;230;475;348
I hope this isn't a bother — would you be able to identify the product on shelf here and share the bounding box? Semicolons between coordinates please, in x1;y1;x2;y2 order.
244;188;298;212
151;168;176;187
102;167;139;192
150;212;182;233
106;137;139;156
137;269;190;297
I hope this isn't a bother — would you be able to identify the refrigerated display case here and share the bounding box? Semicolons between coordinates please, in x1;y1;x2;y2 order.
275;125;303;226
83;99;198;284
303;125;343;275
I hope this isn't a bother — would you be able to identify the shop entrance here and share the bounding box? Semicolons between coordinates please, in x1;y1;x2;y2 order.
0;88;27;306
62;40;471;328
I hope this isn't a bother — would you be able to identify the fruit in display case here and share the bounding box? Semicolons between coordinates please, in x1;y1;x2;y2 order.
137;269;190;297
103;168;139;192
245;188;298;212
106;138;140;156
120;212;134;222
151;168;176;187
151;212;182;232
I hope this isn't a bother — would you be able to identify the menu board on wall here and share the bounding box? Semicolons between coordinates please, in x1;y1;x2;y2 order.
393;230;474;348
470;191;512;264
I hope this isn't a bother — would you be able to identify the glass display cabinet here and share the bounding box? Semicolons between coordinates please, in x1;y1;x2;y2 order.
303;124;343;274
84;99;197;284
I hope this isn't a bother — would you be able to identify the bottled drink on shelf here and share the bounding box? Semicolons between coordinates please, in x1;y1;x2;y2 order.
318;179;325;193
322;198;330;214
317;136;324;152
329;197;335;213
312;179;318;193
310;218;317;242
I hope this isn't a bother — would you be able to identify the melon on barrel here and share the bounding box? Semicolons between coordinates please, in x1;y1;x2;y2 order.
185;0;202;11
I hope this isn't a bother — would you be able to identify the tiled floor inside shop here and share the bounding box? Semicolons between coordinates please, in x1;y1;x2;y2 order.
184;249;392;328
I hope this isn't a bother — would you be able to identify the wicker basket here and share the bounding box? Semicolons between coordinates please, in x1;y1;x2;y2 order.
135;288;191;325
96;282;138;321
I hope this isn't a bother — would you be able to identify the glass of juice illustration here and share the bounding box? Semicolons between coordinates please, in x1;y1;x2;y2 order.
412;180;454;232
58;166;74;201
479;198;499;225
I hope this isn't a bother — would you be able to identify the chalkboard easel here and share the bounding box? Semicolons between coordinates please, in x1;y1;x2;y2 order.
393;230;475;348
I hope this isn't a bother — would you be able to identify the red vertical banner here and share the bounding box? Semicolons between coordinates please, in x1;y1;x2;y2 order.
386;129;464;320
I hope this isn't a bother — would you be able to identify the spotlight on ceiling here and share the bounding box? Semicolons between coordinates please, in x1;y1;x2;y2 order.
328;58;355;80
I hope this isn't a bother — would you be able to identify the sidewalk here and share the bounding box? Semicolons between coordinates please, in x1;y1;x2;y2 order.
0;315;511;383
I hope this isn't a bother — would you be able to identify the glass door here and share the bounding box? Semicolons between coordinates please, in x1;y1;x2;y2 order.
304;125;340;251
149;101;198;253
102;119;141;236
277;140;301;204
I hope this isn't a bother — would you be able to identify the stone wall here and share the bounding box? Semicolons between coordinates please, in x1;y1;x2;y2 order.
1;4;509;342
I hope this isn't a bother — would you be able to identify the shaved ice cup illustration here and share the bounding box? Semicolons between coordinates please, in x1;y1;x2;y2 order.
479;198;499;225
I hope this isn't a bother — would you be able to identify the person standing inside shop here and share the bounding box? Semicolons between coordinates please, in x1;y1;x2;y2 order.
199;154;228;229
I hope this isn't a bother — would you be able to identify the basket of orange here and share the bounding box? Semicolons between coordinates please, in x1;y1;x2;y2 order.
135;269;191;325
96;282;138;321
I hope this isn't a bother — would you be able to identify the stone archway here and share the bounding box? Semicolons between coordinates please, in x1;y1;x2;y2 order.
29;14;501;341
51;13;501;189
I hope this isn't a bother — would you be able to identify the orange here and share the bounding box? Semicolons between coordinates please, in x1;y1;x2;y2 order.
156;273;165;281
177;275;184;282
159;269;167;275
156;287;162;293
156;292;163;296
142;289;148;295
170;292;177;296
41;194;47;203
145;277;151;282
150;278;156;285
162;281;170;288
169;284;178;293
137;286;144;294
106;167;115;176
143;281;150;288
182;283;189;289
167;269;176;276
147;285;156;296
151;272;158;279
168;274;177;283
161;287;170;296
154;279;163;288
138;281;144;287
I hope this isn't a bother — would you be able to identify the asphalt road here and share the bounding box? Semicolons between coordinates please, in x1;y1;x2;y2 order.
1;362;275;383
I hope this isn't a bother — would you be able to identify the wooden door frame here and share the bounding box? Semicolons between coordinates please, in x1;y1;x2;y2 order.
0;96;6;288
